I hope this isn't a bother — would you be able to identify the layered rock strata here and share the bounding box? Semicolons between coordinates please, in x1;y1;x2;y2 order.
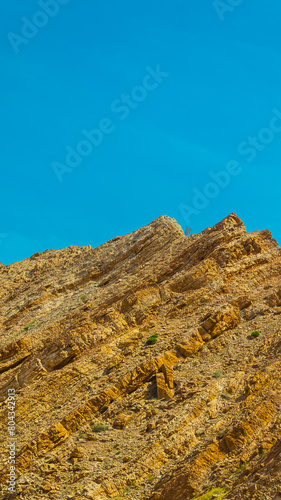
0;213;281;500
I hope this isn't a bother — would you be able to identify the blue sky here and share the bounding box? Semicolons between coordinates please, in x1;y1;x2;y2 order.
1;0;281;265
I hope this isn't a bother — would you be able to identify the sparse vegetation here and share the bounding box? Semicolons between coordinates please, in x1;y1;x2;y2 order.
6;332;20;342
5;215;281;500
239;460;249;470
192;486;228;500
146;334;158;345
77;432;88;439
23;319;37;331
108;497;127;500
108;494;129;500
92;423;109;432
204;484;212;491
221;391;232;399
227;461;249;478
251;330;260;337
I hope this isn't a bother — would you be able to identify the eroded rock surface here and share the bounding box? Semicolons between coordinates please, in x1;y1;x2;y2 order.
0;213;281;500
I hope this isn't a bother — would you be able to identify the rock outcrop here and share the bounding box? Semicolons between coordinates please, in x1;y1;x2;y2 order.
0;213;281;500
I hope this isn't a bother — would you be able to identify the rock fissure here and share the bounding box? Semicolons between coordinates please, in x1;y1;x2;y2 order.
0;213;281;500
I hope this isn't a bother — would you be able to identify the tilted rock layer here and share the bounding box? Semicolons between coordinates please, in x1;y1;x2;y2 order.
0;213;281;500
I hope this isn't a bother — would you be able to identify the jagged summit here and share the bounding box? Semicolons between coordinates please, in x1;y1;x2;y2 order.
0;213;245;270
0;215;281;499
0;213;248;271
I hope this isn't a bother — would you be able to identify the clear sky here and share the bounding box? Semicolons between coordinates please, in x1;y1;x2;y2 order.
1;0;281;265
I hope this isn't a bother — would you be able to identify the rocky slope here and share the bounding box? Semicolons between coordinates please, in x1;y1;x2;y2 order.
0;213;281;500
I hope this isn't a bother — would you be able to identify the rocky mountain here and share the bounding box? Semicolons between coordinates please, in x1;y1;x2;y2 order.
0;213;281;500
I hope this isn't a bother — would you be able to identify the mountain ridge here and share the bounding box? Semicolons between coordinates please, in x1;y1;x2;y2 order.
0;213;281;500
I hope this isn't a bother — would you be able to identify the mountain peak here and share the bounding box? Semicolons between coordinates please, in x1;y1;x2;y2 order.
0;215;280;499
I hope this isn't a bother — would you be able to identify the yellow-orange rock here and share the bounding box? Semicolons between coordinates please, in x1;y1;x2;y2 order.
0;213;280;500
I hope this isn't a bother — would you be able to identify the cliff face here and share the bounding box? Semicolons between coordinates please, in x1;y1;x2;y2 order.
0;213;281;500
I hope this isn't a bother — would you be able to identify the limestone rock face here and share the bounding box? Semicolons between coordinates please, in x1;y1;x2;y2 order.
1;213;281;500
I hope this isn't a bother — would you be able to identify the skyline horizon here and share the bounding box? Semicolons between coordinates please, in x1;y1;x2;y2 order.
1;210;278;267
1;1;280;266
